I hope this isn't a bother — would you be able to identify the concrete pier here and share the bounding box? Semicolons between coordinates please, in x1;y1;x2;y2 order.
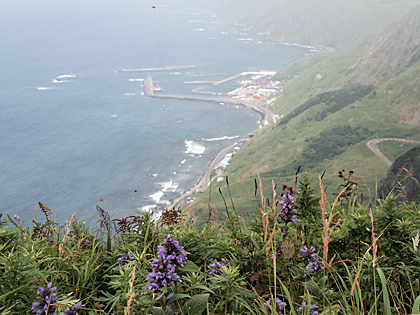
118;65;195;73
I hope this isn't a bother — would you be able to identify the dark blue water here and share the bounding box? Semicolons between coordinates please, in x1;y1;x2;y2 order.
0;0;312;223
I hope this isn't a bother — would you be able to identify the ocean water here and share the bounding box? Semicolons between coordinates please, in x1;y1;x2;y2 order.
0;0;313;224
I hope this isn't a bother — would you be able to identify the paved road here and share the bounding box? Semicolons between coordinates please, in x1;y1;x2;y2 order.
367;138;420;166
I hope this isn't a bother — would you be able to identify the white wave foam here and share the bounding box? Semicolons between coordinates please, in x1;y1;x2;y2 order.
185;140;205;154
181;159;186;164
202;135;239;142
110;115;118;118
128;78;144;82
151;174;158;177
124;93;135;96
160;180;173;192
36;87;50;90
150;191;164;203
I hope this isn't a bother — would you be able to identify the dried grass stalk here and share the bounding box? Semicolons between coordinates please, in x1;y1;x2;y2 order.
59;212;76;255
319;177;344;270
124;266;137;315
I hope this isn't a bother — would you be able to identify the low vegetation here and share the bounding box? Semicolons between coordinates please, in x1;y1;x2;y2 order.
2;170;420;315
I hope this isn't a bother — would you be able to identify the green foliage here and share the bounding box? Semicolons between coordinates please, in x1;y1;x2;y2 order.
2;171;420;314
279;85;373;126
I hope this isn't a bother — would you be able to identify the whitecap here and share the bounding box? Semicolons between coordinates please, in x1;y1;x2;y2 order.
181;159;186;164
150;191;164;203
202;135;239;142
36;87;50;90
110;115;118;118
160;180;173;192
185;140;205;154
124;93;135;96
128;78;144;82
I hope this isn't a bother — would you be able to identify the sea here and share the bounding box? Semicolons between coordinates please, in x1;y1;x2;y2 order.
0;0;315;224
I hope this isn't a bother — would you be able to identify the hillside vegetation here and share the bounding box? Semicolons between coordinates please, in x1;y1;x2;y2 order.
188;3;420;219
208;0;420;49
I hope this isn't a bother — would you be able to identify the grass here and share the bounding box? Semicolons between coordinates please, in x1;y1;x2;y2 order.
2;169;420;314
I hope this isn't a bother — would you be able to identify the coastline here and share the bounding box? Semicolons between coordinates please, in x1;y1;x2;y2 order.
163;100;272;211
142;73;276;213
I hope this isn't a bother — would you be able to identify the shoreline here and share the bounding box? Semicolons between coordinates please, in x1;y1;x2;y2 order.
141;74;276;213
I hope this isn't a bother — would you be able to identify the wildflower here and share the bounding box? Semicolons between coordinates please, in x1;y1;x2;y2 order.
277;193;297;224
59;302;84;315
300;246;323;274
308;260;324;274
145;235;187;292
264;297;287;314
209;259;229;281
118;252;137;266
32;283;58;315
298;302;319;315
299;246;318;262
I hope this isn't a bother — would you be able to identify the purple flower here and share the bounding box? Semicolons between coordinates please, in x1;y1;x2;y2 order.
145;235;187;292
118;252;137;266
59;302;84;315
277;194;298;224
308;260;324;274
264;297;287;314
32;283;58;315
300;246;323;274
298;302;319;315
209;259;229;282
300;246;318;262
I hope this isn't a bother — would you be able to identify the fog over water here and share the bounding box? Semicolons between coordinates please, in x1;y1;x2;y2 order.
0;0;312;223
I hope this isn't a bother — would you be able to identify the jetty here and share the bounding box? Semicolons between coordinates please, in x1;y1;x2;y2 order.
212;71;277;86
184;81;217;84
118;65;195;73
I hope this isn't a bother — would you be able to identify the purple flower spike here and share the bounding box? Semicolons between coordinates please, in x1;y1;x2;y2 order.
145;235;187;292
264;297;287;314
118;251;138;266
277;193;298;225
32;283;58;315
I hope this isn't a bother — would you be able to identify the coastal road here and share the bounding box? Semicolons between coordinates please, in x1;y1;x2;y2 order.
367;138;420;166
167;143;238;210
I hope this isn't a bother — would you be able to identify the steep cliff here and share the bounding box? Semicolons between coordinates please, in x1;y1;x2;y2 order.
349;4;420;85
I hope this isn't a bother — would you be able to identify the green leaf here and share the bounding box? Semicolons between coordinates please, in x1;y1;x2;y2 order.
184;284;214;293
411;295;420;315
167;294;191;304
150;307;165;315
178;260;201;273
184;294;209;315
377;267;391;315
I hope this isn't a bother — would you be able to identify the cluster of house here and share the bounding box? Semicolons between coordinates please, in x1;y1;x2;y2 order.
183;195;197;205
228;75;283;101
216;141;245;182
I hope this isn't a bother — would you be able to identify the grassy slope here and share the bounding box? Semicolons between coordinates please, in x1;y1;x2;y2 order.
207;0;420;48
187;39;420;220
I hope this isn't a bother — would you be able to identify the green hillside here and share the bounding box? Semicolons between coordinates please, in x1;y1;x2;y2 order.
208;0;420;49
187;4;420;219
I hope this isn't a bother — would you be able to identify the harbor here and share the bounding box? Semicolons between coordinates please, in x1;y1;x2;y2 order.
142;74;276;126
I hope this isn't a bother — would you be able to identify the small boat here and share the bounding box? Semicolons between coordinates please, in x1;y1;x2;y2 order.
154;84;163;92
54;74;77;81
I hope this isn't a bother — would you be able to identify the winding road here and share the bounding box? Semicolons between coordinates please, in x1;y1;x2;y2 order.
367;138;420;166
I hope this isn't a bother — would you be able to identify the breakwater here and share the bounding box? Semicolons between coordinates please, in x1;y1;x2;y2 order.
118;65;195;73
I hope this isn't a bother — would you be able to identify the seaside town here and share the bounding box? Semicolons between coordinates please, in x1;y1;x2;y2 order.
140;69;283;207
